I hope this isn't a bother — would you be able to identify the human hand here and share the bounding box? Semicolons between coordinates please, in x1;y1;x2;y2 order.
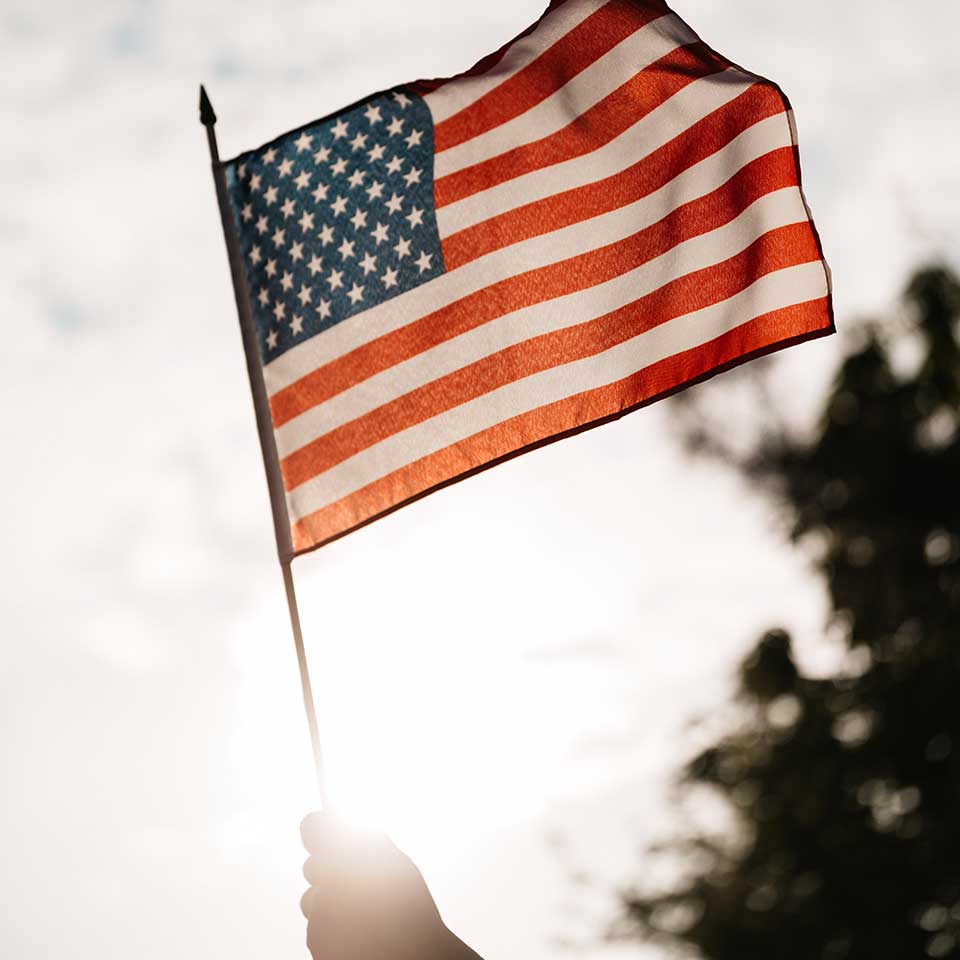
300;811;484;960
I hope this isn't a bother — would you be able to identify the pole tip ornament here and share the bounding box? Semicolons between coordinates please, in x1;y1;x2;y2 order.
199;85;217;126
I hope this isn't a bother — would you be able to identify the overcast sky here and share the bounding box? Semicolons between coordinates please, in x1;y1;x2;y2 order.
2;1;959;958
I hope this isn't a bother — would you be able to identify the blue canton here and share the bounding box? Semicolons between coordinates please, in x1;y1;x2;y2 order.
225;90;444;364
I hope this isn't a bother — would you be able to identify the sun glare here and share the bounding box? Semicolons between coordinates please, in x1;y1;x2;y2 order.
217;531;628;879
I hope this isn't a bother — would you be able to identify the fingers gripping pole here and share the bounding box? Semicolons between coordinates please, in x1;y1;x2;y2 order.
282;560;329;805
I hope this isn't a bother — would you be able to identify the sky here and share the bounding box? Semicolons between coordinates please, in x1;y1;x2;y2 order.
1;1;959;958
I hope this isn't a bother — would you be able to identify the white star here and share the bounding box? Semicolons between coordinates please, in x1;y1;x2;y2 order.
326;268;344;290
364;104;383;125
280;271;294;291
278;157;294;177
385;192;404;214
265;258;277;277
385;155;404;175
367;143;386;163
313;146;331;164
271;227;286;247
338;238;355;260
249;173;262;192
415;250;433;274
250;244;262;264
237;163;247;179
402;167;422;187
365;180;385;201
258;287;270;306
331;118;349;139
346;282;365;305
330;195;349;216
290;313;305;335
307;254;324;276
359;252;377;275
386;116;404;137
266;328;279;349
262;147;277;164
255;215;269;235
405;205;424;228
330;157;348;176
393;236;411;259
350;132;368;152
404;129;423;149
316;298;332;320
290;241;305;262
350;208;368;230
273;301;286;321
318;224;335;246
347;168;366;189
298;210;315;232
311;182;329;203
241;203;253;221
281;197;296;219
294;131;314;153
370;221;390;245
393;91;412;108
297;285;312;305
381;265;399;289
264;185;279;205
294;170;312;190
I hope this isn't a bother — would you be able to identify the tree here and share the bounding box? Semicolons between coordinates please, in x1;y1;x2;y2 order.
623;267;960;960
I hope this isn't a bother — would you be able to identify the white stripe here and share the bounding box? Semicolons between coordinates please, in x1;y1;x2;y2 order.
433;15;695;178
264;105;790;396
423;0;607;125
287;260;828;520
276;186;809;457
436;67;754;236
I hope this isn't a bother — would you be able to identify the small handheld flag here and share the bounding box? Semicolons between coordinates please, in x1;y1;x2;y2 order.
202;0;832;791
213;0;832;558
212;0;832;553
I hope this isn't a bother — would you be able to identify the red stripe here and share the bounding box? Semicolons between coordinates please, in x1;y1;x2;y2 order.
432;0;669;153
434;41;721;208
271;147;800;429
281;222;820;490
410;0;571;97
442;82;784;269
291;296;832;552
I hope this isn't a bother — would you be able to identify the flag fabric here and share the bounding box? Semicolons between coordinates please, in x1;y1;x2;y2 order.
223;0;832;556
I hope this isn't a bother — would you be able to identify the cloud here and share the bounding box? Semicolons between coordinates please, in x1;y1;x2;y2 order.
1;1;957;957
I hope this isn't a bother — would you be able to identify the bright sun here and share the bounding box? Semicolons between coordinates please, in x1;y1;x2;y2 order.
216;543;621;876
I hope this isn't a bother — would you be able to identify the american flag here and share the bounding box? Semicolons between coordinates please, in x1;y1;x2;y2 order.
224;0;832;556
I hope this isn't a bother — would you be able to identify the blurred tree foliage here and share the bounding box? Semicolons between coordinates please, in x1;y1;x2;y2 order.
623;267;960;960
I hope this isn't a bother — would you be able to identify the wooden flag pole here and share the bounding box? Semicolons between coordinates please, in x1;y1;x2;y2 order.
199;84;328;806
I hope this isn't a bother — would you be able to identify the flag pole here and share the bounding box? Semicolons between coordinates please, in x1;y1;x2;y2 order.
199;84;328;806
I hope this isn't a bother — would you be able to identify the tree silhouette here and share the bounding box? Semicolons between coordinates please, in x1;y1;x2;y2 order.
623;267;960;960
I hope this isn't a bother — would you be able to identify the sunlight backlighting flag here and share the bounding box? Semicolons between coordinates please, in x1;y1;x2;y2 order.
222;0;833;555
